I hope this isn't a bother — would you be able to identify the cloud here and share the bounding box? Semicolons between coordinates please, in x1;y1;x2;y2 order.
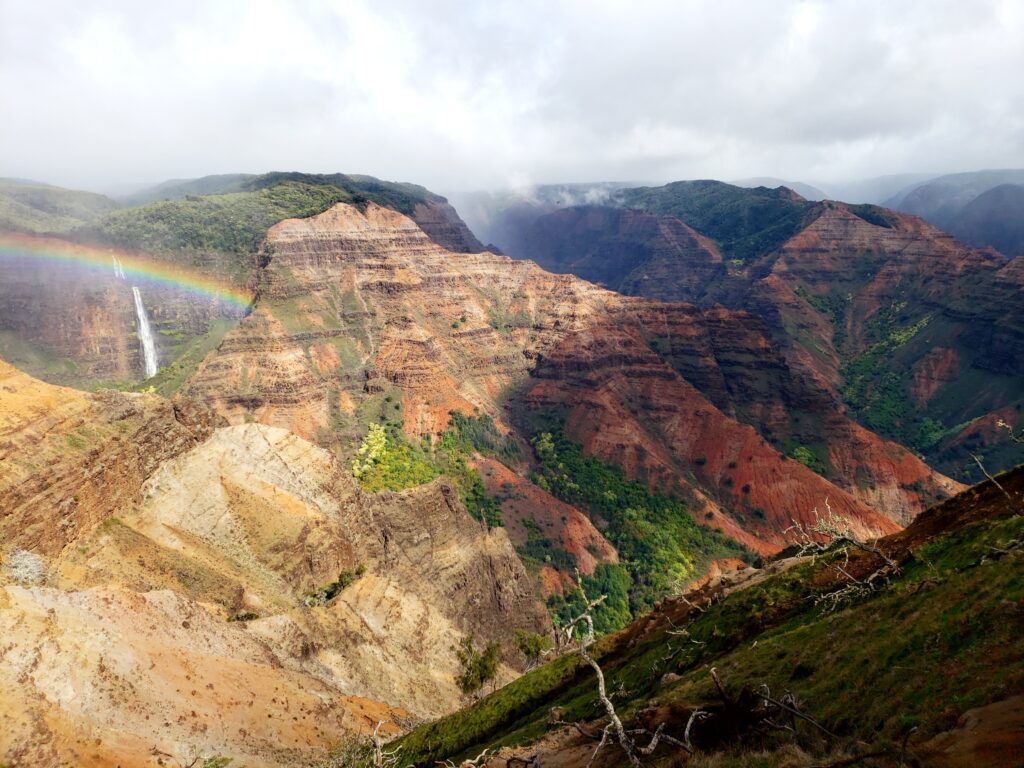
1;0;1022;195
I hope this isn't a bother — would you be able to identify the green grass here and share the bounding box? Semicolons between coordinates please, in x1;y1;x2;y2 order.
0;330;79;379
83;172;446;259
142;318;236;396
841;312;932;445
81;182;356;256
394;480;1024;766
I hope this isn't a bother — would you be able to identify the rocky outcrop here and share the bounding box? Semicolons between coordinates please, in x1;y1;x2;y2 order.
0;358;222;556
0;583;402;768
412;200;486;253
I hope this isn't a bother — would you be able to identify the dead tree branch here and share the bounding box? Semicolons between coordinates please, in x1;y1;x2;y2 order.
371;720;402;768
971;453;1016;508
786;500;900;611
997;418;1024;444
786;499;898;569
563;569;691;767
437;748;492;768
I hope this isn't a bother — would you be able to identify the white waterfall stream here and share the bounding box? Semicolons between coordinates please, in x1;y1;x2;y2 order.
131;286;158;378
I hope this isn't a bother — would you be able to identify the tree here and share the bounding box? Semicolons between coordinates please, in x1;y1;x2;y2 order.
453;634;501;698
513;629;551;670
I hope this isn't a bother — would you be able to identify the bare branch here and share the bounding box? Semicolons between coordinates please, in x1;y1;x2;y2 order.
971;453;1018;511
437;747;492;768
786;499;898;569
370;720;402;768
683;709;708;752
997;418;1024;444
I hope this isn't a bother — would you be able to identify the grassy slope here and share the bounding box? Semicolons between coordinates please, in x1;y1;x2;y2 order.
395;466;1024;766
0;179;118;234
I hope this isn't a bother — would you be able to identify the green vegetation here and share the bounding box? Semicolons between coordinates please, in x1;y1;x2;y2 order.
789;444;827;476
304;563;367;607
352;423;441;492
395;475;1024;766
516;518;575;572
841;311;932;444
82;172;445;259
352;413;506;528
513;630;552;667
619;180;815;263
454;634;502;697
530;431;750;622
0;178;118;234
792;285;851;348
846;203;899;229
140;318;236;396
83;182;356;256
488;305;532;333
0;330;80;382
548;562;633;636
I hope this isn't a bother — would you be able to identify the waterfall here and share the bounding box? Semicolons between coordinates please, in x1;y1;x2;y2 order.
110;255;126;279
131;286;158;378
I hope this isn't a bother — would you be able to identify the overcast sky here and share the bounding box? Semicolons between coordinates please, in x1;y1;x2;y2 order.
2;0;1023;196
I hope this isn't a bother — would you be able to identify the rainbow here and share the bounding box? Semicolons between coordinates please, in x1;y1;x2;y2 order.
0;231;254;310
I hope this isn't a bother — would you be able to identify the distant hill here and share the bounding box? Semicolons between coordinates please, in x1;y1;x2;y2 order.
882;169;1024;256
449;182;637;253
884;168;1024;215
0;178;118;234
617;179;817;263
731;176;827;201
945;183;1024;256
117;173;256;206
480;178;1024;482
84;171;481;259
824;172;936;204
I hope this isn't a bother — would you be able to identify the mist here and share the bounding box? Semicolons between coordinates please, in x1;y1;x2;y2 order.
2;0;1022;197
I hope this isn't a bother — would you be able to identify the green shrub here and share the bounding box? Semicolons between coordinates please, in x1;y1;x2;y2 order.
454;634;501;697
530;431;750;619
513;630;552;667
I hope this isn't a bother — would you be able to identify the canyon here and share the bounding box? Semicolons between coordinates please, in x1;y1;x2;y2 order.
482;183;1024;483
2;174;1019;767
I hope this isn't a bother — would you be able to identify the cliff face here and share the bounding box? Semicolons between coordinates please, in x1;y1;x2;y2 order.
514;205;725;300
412;200;486;253
182;202;955;549
0;236;249;386
0;364;548;767
493;193;1023;483
0;359;222;556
